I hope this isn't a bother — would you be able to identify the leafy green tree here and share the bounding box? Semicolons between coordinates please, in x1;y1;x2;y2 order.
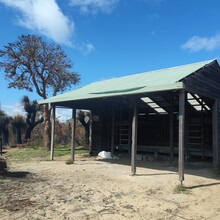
0;35;80;150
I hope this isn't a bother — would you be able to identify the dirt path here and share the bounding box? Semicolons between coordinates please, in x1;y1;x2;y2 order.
1;155;220;220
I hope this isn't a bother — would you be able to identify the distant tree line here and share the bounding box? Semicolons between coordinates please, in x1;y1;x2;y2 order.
0;96;87;148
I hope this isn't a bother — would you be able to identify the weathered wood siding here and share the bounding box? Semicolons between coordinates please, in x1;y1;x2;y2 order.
184;61;220;99
213;99;220;169
217;100;220;167
184;60;220;168
90;101;112;154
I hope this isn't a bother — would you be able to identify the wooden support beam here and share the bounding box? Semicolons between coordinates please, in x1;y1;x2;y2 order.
131;98;138;175
128;104;132;154
178;90;185;184
89;111;92;156
50;106;55;160
169;95;174;163
111;104;115;157
212;99;219;170
201;103;205;160
184;94;189;162
71;108;76;162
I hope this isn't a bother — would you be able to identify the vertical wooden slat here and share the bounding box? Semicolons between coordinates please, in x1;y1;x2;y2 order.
201;101;204;160
50;106;55;160
71;108;76;162
179;90;185;184
111;104;115;157
184;94;189;162
128;104;132;154
212;99;219;170
131;98;138;175
169;95;174;163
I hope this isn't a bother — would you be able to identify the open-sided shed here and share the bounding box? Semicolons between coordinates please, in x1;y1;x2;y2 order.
39;59;220;183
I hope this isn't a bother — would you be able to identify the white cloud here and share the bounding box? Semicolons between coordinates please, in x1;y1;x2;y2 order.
1;103;25;117
82;43;95;55
181;34;220;52
0;0;74;46
69;0;119;14
56;108;72;122
2;104;72;122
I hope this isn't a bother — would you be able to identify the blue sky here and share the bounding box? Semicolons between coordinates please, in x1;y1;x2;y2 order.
1;0;220;118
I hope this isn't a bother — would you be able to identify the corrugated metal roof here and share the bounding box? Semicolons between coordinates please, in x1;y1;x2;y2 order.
39;59;215;104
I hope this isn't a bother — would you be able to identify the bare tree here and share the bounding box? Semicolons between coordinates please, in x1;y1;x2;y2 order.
0;35;80;150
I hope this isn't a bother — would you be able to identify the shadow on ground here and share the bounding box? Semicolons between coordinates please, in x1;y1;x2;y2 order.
98;153;220;181
0;171;31;179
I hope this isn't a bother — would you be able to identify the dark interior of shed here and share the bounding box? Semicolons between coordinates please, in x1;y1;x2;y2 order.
90;92;214;162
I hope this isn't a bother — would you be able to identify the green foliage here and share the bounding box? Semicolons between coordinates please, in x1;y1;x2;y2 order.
5;145;89;162
174;184;189;194
54;146;70;157
65;159;74;165
75;146;89;154
5;147;48;161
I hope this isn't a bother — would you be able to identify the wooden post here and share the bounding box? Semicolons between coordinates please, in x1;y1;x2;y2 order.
169;95;174;163
71;108;76;162
89;111;92;156
201;102;205;160
50;106;55;160
111;104;115;157
184;94;189;162
212;99;219;170
131;98;138;175
178;90;185;184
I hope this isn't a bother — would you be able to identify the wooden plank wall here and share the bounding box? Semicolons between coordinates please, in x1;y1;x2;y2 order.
184;61;220;169
184;61;220;99
217;100;220;168
213;99;220;169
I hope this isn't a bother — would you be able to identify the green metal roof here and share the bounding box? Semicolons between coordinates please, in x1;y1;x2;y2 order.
39;59;216;104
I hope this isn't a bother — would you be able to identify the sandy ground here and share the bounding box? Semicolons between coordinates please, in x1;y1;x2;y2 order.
1;153;220;220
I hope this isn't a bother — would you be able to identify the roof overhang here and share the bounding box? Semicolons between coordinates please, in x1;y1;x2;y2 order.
38;82;183;105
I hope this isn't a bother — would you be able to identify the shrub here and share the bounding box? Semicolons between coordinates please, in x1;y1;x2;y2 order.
65;159;74;165
174;184;189;194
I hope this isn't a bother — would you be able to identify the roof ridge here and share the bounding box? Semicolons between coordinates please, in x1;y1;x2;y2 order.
148;59;215;72
87;59;216;85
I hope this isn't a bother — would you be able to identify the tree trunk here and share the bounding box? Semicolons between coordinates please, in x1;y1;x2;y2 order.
25;124;34;140
78;118;90;148
16;128;22;144
85;126;89;148
43;104;51;151
24;118;43;142
2;129;9;146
